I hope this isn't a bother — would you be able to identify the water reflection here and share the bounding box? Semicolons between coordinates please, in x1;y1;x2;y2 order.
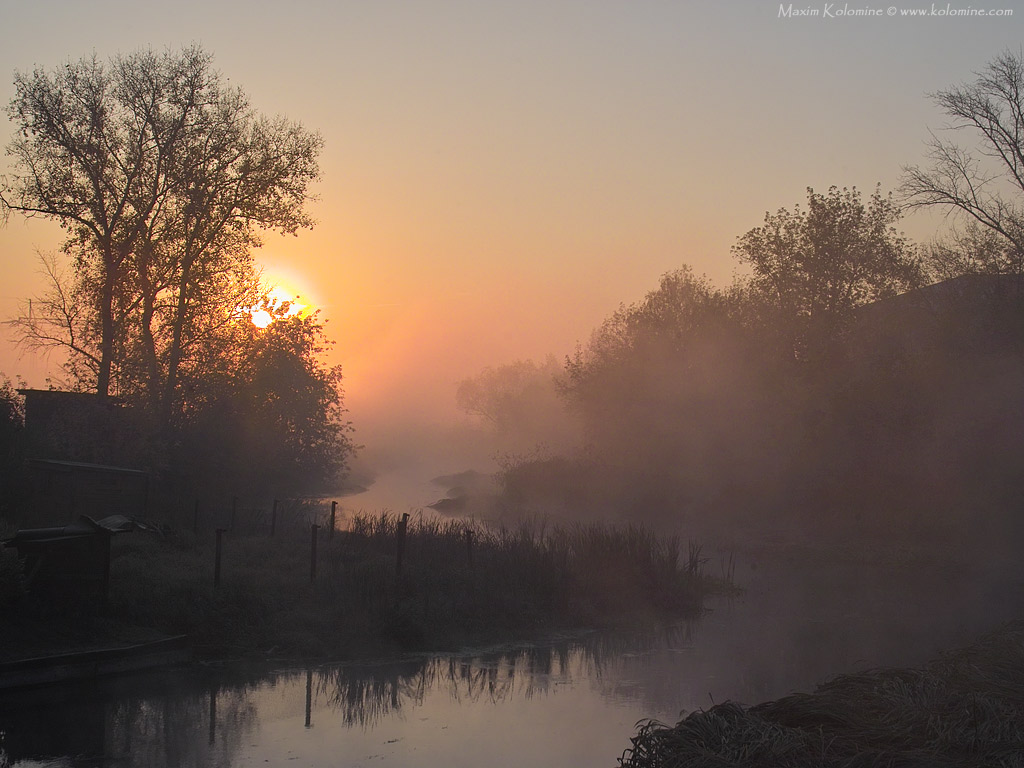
0;669;261;768
0;627;697;768
313;627;697;731
2;555;1022;768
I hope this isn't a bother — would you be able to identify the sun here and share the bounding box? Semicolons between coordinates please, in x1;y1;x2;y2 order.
251;285;312;328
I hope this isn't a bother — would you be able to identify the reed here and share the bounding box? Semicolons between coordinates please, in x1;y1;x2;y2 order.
99;511;726;659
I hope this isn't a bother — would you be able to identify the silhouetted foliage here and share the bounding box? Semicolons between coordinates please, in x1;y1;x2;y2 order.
557;268;790;526
454;356;575;452
922;220;1024;280
1;47;351;497
105;511;714;659
535;260;1024;543
456;357;560;430
497;182;1024;546
171;312;353;497
733;185;925;359
1;45;322;409
0;377;26;522
563;268;751;408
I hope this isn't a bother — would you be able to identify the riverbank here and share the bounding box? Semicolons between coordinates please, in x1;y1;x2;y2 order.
3;513;724;663
619;619;1024;768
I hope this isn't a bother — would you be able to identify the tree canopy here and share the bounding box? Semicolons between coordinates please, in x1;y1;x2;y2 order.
732;185;924;358
171;311;354;496
1;45;322;406
1;47;351;497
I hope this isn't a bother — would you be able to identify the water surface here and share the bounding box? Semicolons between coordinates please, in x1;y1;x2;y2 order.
3;552;1022;767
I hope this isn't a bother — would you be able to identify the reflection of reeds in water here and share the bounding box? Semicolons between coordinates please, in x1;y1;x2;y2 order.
314;622;700;728
317;659;427;728
0;623;704;767
316;655;525;728
620;620;1024;768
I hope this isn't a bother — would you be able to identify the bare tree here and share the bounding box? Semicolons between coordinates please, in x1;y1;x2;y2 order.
7;252;100;389
1;46;322;408
922;220;1024;281
2;52;159;395
902;50;1024;264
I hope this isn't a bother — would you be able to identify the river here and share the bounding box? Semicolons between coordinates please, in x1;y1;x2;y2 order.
2;549;1022;767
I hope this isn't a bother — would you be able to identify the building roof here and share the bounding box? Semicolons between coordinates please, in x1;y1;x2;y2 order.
27;459;148;476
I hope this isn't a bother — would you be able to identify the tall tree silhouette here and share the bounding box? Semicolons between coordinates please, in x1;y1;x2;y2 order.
2;46;322;407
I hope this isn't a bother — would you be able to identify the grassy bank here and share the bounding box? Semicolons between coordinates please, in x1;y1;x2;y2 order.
620;620;1024;768
78;511;721;659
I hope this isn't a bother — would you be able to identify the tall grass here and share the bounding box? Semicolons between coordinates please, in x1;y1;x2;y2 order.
102;511;724;659
620;620;1024;768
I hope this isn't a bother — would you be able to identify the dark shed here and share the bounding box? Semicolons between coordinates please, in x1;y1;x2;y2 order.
3;516;133;615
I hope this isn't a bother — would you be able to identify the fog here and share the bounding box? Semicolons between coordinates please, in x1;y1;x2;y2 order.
4;10;1024;768
345;270;1024;583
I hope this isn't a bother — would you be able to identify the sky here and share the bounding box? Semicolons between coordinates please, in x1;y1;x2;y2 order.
1;0;1022;478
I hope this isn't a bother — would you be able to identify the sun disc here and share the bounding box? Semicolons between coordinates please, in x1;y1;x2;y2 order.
251;308;275;328
267;285;309;317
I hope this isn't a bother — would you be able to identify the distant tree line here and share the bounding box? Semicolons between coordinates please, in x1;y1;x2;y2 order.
461;50;1024;543
0;46;353;500
553;185;937;536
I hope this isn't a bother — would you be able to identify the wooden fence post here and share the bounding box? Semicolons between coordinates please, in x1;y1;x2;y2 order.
305;668;313;728
330;501;337;539
209;685;217;745
271;499;278;537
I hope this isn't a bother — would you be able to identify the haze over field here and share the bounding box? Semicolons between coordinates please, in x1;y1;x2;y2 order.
2;2;1022;490
6;11;1024;767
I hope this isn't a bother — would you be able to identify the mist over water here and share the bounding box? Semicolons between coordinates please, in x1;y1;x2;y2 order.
339;271;1024;725
340;415;502;515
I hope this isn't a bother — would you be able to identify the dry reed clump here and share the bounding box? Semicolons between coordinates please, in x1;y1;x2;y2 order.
103;511;721;659
620;621;1024;768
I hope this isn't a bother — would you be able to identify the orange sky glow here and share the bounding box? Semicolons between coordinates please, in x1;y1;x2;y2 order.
1;2;1021;478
